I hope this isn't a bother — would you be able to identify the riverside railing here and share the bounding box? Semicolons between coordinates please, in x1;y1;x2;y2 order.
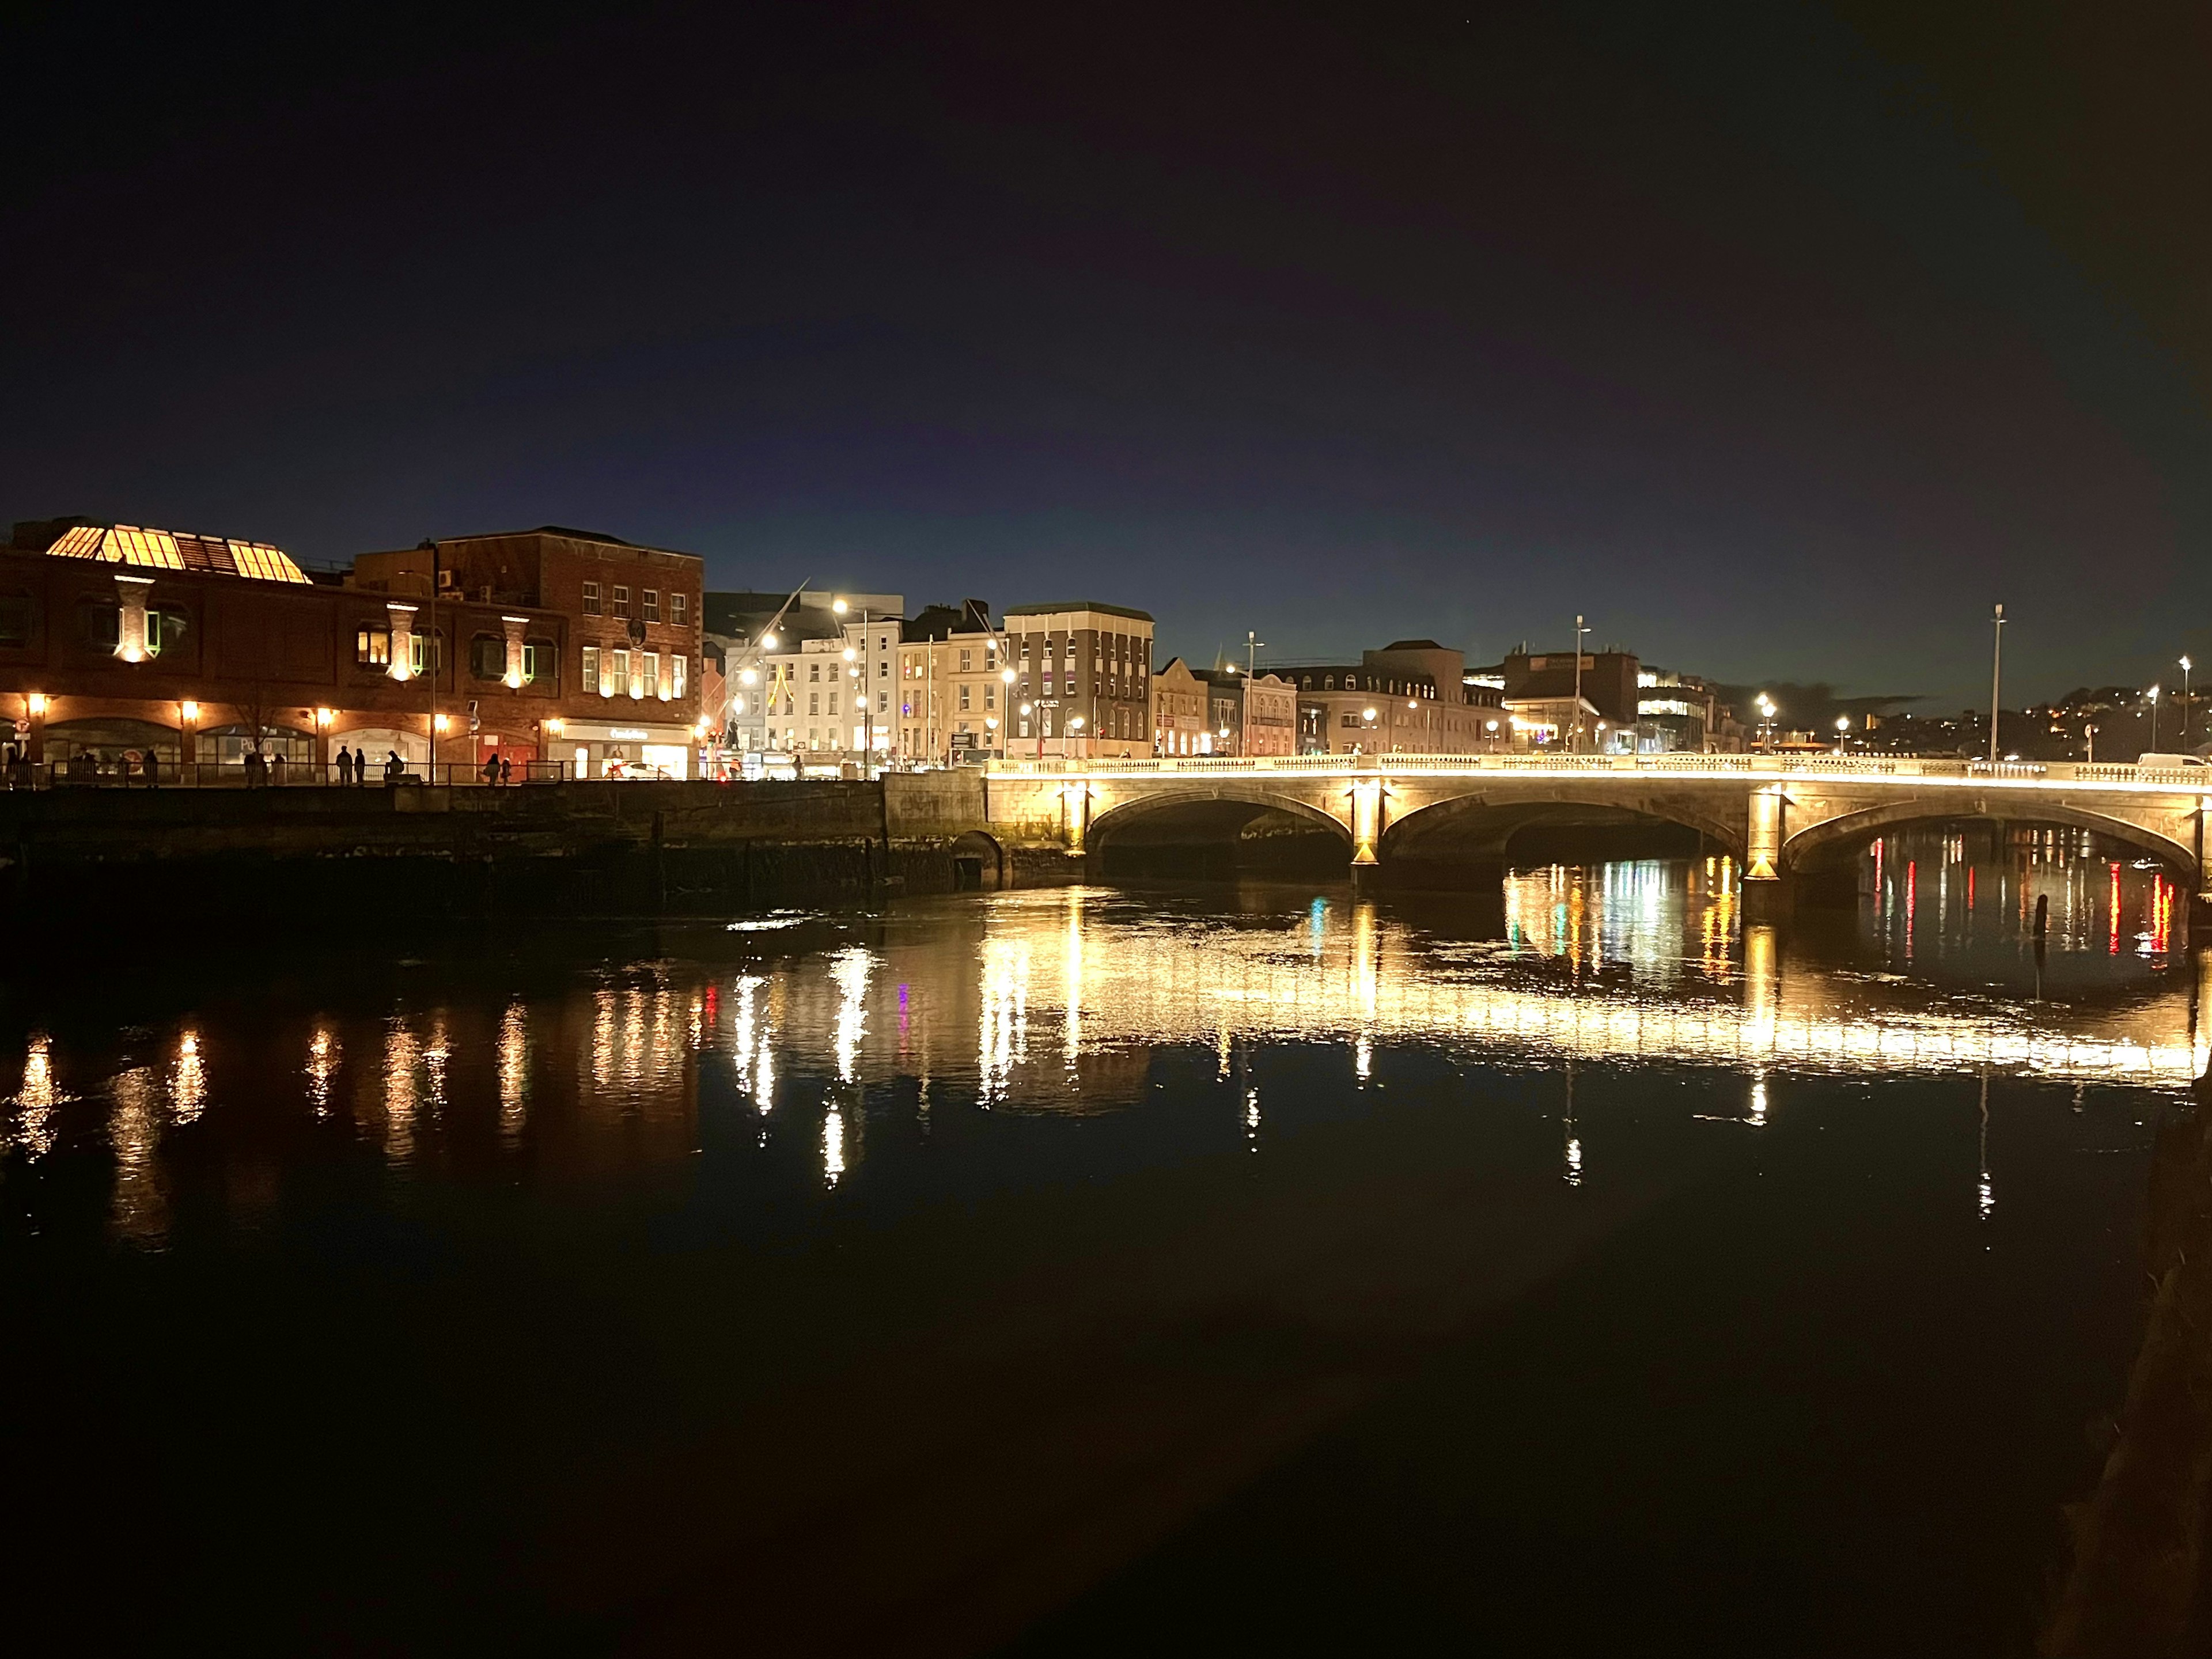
13;759;577;790
982;752;2212;791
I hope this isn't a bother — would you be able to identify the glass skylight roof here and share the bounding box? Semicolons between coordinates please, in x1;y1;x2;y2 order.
39;522;310;585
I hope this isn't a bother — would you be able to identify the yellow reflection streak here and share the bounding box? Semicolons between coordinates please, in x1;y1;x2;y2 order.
171;1031;206;1125
498;1001;528;1143
306;1024;339;1118
831;947;873;1084
9;1033;64;1159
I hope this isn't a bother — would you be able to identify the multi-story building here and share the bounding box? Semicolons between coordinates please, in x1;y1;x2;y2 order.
350;525;704;777
1287;640;1501;755
1153;658;1209;755
1171;666;1299;756
0;518;704;778
1633;666;1728;753
743;592;903;765
1479;643;1642;751
896;600;1005;764
1003;601;1153;759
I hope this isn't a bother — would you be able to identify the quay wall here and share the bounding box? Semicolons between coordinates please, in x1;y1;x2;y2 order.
0;774;1081;930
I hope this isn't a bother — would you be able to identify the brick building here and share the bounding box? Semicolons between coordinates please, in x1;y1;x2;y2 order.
1003;601;1153;759
0;519;704;779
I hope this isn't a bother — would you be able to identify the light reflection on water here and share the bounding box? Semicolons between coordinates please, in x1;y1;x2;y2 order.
0;830;2196;1246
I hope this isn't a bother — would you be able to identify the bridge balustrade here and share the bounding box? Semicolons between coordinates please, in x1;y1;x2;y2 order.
982;753;2212;806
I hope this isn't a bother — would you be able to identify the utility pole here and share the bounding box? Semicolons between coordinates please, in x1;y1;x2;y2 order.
1987;603;2004;763
1571;614;1589;753
1244;630;1264;756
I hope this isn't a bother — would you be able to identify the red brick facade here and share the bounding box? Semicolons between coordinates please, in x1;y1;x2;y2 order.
0;525;703;776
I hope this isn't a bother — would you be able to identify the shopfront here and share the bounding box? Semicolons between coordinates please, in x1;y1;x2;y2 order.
560;719;696;780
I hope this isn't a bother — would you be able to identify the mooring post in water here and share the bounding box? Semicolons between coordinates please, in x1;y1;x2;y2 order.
2034;892;2049;935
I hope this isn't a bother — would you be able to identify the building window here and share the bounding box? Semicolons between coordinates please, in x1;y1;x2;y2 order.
877;691;887;713
671;656;686;698
671;592;688;627
809;692;820;717
809;662;821;683
408;631;443;675
612;586;630;620
582;645;600;690
984;684;995;710
642;652;661;699
878;658;888;679
611;649;630;695
582;582;601;616
524;639;555;687
471;633;506;680
827;691;839;715
643;589;660;624
959;648;973;672
959;684;971;711
357;626;391;666
79;600;120;649
0;595;29;649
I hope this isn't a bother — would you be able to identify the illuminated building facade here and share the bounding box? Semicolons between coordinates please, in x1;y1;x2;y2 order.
1288;642;1501;755
0;519;703;777
1003;601;1153;759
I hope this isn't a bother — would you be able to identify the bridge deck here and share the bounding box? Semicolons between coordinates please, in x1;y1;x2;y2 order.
988;752;2212;798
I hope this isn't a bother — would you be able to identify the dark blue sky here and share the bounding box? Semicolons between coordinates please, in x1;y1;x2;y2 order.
5;2;2206;704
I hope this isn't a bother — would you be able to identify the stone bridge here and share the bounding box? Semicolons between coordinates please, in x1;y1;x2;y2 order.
981;752;2212;923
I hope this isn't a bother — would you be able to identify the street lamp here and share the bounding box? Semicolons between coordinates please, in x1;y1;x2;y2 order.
1069;714;1086;759
2148;683;2161;752
1755;693;1778;749
2181;656;2194;750
1834;714;1851;754
1987;603;2005;763
1361;705;1378;755
1571;613;1589;753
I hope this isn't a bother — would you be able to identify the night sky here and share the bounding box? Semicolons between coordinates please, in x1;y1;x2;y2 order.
5;2;2206;705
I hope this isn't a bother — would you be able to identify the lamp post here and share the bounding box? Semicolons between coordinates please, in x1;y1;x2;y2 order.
1835;714;1851;755
1987;603;2004;763
2181;656;2194;750
1069;714;1086;760
1244;630;1264;755
1571;613;1589;753
1361;704;1378;755
2148;683;2161;752
1755;692;1778;750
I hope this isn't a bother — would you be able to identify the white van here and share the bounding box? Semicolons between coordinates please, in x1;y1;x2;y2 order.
2135;753;2207;769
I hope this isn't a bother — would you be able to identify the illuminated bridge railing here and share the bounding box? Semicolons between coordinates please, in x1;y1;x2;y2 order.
986;753;2212;793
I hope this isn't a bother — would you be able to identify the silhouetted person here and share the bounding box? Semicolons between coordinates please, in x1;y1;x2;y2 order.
335;747;353;786
481;752;501;785
142;749;161;787
499;755;513;786
271;752;286;786
385;749;402;786
352;746;367;785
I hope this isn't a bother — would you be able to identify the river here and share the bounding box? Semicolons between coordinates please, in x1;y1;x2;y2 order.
0;830;2195;1654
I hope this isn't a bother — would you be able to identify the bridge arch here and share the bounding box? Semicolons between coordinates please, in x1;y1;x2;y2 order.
1087;786;1354;847
1782;798;2198;880
1380;787;1748;866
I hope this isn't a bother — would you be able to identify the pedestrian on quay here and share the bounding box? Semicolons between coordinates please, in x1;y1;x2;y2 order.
335;746;353;786
384;750;403;786
143;748;161;787
498;755;513;786
352;746;368;785
480;751;501;786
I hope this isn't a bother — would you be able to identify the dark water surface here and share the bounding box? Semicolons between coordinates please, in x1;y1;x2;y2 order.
1;832;2198;1653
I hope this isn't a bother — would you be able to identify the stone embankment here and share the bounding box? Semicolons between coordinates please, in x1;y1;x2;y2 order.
0;773;1067;929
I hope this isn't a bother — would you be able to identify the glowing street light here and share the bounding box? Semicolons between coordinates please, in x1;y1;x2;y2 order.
2181;656;2194;749
2148;683;2161;751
